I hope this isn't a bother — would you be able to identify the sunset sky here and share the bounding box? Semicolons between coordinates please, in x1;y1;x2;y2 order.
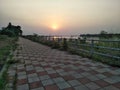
0;0;120;35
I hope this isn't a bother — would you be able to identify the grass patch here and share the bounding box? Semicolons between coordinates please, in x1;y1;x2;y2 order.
0;35;18;89
0;70;8;89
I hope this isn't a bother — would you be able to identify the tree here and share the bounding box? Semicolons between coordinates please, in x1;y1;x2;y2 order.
100;30;108;38
0;22;23;37
100;30;108;34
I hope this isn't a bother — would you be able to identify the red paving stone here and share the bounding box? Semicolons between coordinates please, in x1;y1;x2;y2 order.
63;75;75;81
17;79;27;85
63;87;74;90
53;66;61;70
113;82;120;89
34;64;41;67
27;70;36;74
89;70;98;75
95;80;109;87
37;71;48;76
17;69;25;72
49;73;60;78
73;63;81;66
45;85;59;90
102;72;114;77
29;81;42;89
64;68;73;72
76;68;85;72
79;78;91;84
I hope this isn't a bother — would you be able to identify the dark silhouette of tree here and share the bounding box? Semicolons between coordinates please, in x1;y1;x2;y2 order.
0;22;23;37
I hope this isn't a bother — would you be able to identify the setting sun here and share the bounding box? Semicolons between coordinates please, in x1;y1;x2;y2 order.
51;24;58;30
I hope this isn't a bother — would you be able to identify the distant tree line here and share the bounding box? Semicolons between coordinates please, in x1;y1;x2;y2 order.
80;30;120;39
0;22;23;37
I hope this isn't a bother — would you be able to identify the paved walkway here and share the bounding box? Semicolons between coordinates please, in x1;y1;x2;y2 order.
7;37;120;90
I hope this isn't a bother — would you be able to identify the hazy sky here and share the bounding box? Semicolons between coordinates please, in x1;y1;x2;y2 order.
0;0;120;35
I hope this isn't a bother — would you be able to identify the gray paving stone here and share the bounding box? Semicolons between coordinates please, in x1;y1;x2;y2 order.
85;82;100;90
53;77;65;83
45;68;53;71
17;65;24;69
104;77;120;84
95;74;106;79
18;71;26;76
68;71;77;75
87;75;99;81
102;85;120;90
72;73;83;79
96;68;107;73
28;77;39;83
81;72;91;77
57;82;71;89
17;84;29;90
28;73;38;78
36;67;45;72
39;75;50;81
74;85;89;90
68;80;81;86
26;65;34;71
56;69;64;73
47;70;56;74
42;79;54;86
110;76;120;82
8;70;16;76
110;71;120;75
59;72;68;76
18;75;27;79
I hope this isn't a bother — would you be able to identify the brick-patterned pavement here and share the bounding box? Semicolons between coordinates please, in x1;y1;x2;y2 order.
7;37;120;90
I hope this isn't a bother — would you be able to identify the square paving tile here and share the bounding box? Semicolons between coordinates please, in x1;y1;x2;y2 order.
85;82;100;90
49;73;60;78
17;84;29;90
104;77;120;84
18;71;26;76
56;82;71;89
79;78;91;84
95;80;109;87
103;72;114;77
42;79;54;86
53;77;65;83
95;74;106;79
18;75;27;80
63;75;75;81
47;70;56;74
45;85;59;90
28;73;38;78
72;73;83;79
74;85;89;90
27;70;36;74
38;71;48;76
87;75;99;81
113;82;120;89
28;77;40;83
102;85;120;90
17;79;27;85
68;80;81;86
39;75;50;81
29;81;42;89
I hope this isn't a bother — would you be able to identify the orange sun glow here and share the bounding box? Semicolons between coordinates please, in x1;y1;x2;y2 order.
51;24;59;30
